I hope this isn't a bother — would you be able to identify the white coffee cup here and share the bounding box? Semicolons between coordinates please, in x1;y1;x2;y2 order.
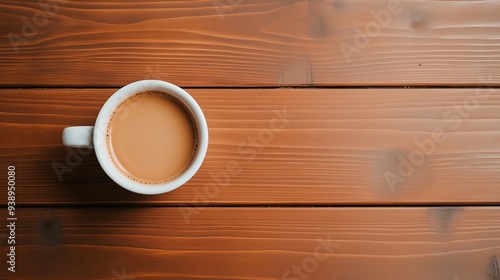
62;80;209;195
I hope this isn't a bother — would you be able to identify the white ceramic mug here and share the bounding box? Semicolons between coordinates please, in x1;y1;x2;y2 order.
62;80;208;195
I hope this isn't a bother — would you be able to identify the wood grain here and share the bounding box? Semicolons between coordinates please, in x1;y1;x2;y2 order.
0;207;499;279
1;0;500;87
2;88;500;205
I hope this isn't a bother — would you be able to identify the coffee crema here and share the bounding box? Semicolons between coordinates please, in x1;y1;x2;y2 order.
106;91;198;184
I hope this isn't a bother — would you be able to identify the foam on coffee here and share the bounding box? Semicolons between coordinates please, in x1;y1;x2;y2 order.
106;91;198;184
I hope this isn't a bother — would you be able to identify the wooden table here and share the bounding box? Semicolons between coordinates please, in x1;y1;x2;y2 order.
1;0;500;279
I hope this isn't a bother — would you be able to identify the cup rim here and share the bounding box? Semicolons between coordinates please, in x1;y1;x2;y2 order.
93;80;208;195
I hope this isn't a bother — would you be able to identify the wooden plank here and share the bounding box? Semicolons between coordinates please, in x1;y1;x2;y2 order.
0;0;499;87
1;88;500;205
0;207;499;279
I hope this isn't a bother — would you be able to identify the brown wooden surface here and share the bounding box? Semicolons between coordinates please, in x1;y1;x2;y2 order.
1;0;500;87
0;207;499;280
1;1;500;279
2;88;500;205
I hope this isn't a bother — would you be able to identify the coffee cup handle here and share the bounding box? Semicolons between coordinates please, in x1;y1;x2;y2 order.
62;126;94;148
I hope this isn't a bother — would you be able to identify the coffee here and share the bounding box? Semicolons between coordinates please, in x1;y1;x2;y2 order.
106;91;198;184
